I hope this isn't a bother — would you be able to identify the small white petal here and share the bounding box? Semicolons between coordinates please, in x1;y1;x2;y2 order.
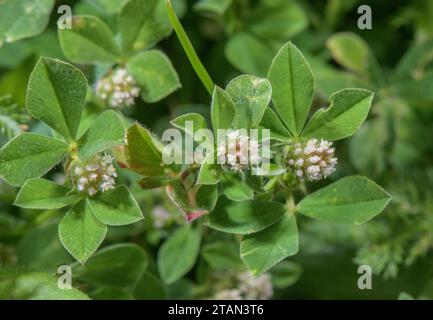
307;165;321;175
309;156;321;164
295;158;304;167
304;145;315;154
79;177;88;184
74;167;83;175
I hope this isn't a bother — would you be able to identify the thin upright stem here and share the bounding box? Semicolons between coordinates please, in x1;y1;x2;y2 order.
165;0;215;95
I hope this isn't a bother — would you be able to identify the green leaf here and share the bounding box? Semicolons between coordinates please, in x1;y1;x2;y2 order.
226;75;272;128
166;181;213;222
195;184;218;211
326;32;384;86
201;240;242;270
297;176;391;225
170;113;208;139
197;161;221;185
88;185;143;226
17;223;73;272
166;181;192;211
0;95;27;139
326;32;369;74
14;178;79;209
127;50;180;103
392;73;433;104
260;107;291;140
0;0;54;46
91;287;134;300
302;89;374;141
392;38;433;82
248;0;307;40
269;261;302;288
72;243;148;287
157;225;201;285
0;133;68;186
12;272;89;300
206;197;286;234
26;57;87;140
222;175;254;201
0;114;20;140
79;110;125;161
0;57;33;107
84;0;128;15
170;0;188;17
126;123;165;177
59;201;107;264
398;292;415;300
240;214;298;275
165;278;194;299
225;32;276;77
120;0;171;54
58;15;122;64
194;0;232;15
349;118;386;175
134;272;166;300
306;53;370;97
268;42;314;135
211;86;236;133
138;176;172;189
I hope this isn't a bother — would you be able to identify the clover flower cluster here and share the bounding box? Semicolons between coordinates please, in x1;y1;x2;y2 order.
96;68;140;108
151;206;172;229
213;272;273;300
217;130;260;173
287;138;337;181
214;289;242;300
237;272;273;300
72;154;117;196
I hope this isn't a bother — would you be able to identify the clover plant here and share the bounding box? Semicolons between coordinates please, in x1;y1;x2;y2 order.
0;58;143;264
121;2;392;279
58;0;181;105
0;0;400;299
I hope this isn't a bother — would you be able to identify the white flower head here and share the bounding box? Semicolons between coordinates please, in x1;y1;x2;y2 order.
237;272;273;300
72;153;117;196
95;68;140;108
214;289;242;300
217;130;261;173
287;138;337;181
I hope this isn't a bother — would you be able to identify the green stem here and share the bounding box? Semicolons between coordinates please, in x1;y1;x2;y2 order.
165;0;215;95
286;193;296;215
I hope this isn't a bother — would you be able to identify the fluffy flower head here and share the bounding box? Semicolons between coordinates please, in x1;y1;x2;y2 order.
238;272;273;300
72;153;117;196
217;130;261;173
287;138;337;181
96;68;140;108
